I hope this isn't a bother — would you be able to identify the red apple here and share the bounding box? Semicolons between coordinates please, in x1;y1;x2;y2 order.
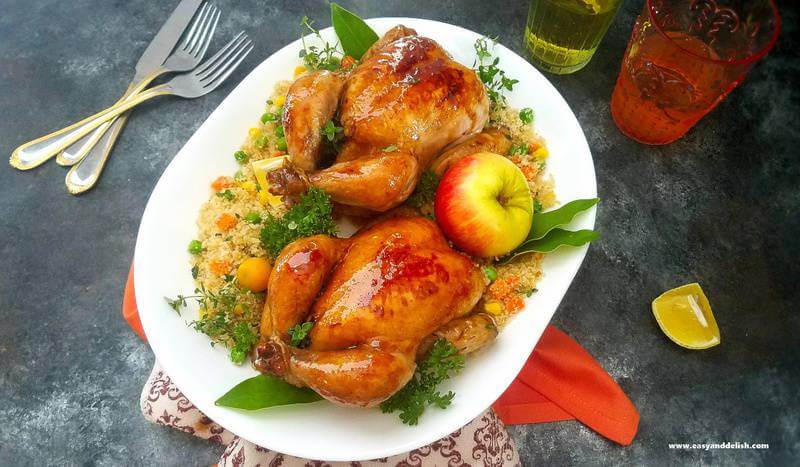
434;152;533;257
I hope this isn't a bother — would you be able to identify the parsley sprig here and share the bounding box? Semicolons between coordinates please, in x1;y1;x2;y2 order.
406;170;440;209
380;339;464;425
473;37;518;112
299;16;343;71
165;283;261;365
288;321;314;348
508;142;529;157
321;119;344;151
260;187;337;259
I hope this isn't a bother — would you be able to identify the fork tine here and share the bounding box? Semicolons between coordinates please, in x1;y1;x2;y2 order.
197;35;248;81
201;37;252;84
193;7;220;59
202;40;253;91
194;32;246;77
179;2;210;50
186;3;215;53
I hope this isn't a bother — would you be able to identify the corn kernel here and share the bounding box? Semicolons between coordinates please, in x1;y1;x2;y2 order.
248;127;261;138
274;95;286;107
239;180;257;193
293;65;306;76
484;300;503;315
533;147;549;159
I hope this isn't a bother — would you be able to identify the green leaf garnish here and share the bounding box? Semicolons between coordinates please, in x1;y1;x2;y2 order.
321;120;343;142
406;170;440;209
216;374;323;410
500;229;599;264
260;187;337;259
216;189;235;201
519;107;534;124
527;198;599;241
330;3;379;60
380;338;464;425
167;282;262;364
288;321;314;348
508;142;528;156
299;16;343;71
165;295;187;314
229;322;258;365
473;37;518;112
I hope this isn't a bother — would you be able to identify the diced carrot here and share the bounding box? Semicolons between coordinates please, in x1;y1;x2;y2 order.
215;213;237;231
505;295;525;312
209;259;231;276
486;275;525;312
520;165;538;181
211;176;234;192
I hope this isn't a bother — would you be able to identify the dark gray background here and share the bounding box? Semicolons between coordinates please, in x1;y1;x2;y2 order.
1;0;798;465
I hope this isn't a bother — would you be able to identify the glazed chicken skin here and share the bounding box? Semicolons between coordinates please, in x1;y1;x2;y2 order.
276;26;490;212
429;128;513;176
255;216;496;407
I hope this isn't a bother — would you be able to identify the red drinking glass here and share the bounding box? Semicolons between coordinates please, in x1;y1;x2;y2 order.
610;0;780;145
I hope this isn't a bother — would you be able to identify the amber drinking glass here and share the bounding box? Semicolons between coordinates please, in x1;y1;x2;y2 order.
610;0;780;145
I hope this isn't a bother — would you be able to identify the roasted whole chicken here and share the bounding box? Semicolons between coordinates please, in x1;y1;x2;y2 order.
274;26;490;212
254;215;498;407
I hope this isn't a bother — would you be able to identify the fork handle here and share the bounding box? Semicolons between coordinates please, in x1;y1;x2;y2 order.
9;68;164;171
65;114;129;194
56;69;166;167
9;84;172;170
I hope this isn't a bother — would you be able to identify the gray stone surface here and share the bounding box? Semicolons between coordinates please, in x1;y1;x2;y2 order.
0;0;798;465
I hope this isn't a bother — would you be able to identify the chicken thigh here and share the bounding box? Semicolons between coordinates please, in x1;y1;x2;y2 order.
254;215;495;407
275;26;490;212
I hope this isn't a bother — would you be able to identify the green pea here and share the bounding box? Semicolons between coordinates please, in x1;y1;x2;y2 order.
234;150;248;164
188;239;203;255
244;212;262;224
276;137;287;151
274;125;285;137
483;266;498;282
260;112;278;123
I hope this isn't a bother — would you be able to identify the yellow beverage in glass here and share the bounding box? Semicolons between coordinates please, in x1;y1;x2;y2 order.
525;0;623;74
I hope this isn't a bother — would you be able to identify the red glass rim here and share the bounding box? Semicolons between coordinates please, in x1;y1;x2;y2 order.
645;0;781;66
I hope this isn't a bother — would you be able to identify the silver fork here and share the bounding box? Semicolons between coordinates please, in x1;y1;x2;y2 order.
57;2;220;167
21;32;253;179
9;2;219;172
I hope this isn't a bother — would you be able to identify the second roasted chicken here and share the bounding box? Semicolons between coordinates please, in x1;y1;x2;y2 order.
254;215;497;407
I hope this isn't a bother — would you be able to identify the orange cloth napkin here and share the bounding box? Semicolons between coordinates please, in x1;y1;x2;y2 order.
123;265;639;446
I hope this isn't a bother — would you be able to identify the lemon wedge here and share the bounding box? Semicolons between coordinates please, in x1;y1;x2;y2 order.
652;283;720;350
251;156;288;207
